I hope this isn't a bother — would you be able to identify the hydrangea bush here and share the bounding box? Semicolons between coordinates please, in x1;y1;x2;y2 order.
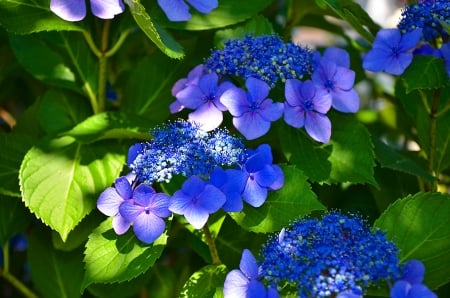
0;0;449;297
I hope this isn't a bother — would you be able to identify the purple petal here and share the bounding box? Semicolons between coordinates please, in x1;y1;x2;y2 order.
119;201;143;222
246;77;270;104
176;84;205;109
90;0;125;19
304;112;331;143
268;165;284;190
157;0;191;21
242;179;268;207
188;102;223;131
112;213;131;235
408;284;437;298
323;47;350;68
97;187;124;216
50;0;86;22
186;0;218;13
133;184;156;207
284;102;306;128
402;260;425;284
239;249;259;279
391;281;411;298
285;79;304;106
169;100;184;113
259;100;283;122
331;88;359;113
169;191;193;214
171;78;188;96
149;193;172;218
223;270;249;298
114;176;133;200
233;112;270;140
312;88;332;114
197;184;226;213
220;87;248;117
183;205;210;229
181;175;206;196
333;67;355;91
133;212;166;244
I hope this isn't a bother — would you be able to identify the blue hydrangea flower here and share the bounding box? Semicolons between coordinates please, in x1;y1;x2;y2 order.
220;77;284;140
363;28;422;75
204;35;313;88
209;167;247;212
397;0;450;41
241;144;284;207
391;260;437;298
284;79;332;143
223;249;280;298
259;212;401;297
128;120;246;184
97;174;136;235
157;0;218;22
169;175;226;229
312;48;360;113
119;184;171;244
170;64;205;113
50;0;124;21
173;72;235;131
440;43;450;77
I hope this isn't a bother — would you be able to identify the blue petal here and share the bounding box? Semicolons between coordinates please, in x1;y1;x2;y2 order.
246;77;270;104
114;176;133;199
268;165;284;190
304;112;331;143
149;193;172;218
233;112;270;140
362;48;390;72
399;29;422;52
169;191;193;214
112;213;131;235
408;284;437;298
402;260;425;284
285;79;304;106
239;249;259;279
133;213;166;244
181;175;206;196
331;88;359;113
259;100;283;122
246;280;267;298
384;53;413;75
157;0;191;21
223;270;249;298
188;102;223;131
242;179;268;207
254;165;278;187
50;0;86;22
90;0;125;19
133;184;156;207
197;184;226;213
183;205;210;229
284;102;306;128
176;84;206;109
186;0;218;13
119;200;143;222
97;187;124;216
220;87;248;117
127;143;145;167
390;281;410;298
323;47;350;68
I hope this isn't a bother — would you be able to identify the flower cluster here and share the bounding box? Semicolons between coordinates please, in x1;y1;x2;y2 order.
171;35;360;143
97;120;283;243
224;212;402;297
363;0;450;76
391;260;437;298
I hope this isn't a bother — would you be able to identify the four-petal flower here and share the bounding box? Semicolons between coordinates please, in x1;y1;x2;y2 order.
50;0;124;21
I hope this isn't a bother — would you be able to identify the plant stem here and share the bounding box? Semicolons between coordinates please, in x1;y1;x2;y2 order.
427;88;441;191
203;224;221;265
97;20;112;113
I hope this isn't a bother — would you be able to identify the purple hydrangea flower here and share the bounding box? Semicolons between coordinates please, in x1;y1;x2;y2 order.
241;144;284;207
209;167;247;212
119;184;171;244
97;174;135;234
284;79;332;143
223;249;280;298
169;175;226;229
157;0;218;22
170;64;205;113
363;28;422;75
174;72;235;131
390;260;437;298
220;77;283;140
50;0;125;22
312;48;360;113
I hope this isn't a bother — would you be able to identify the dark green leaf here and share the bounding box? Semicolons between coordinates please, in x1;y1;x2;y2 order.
402;55;449;93
82;217;168;288
19;137;125;241
0;0;83;34
28;226;85;298
0;196;33;245
230;165;325;233
179;265;228;298
374;192;450;289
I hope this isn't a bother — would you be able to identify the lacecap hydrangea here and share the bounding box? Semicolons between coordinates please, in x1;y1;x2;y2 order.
97;120;284;243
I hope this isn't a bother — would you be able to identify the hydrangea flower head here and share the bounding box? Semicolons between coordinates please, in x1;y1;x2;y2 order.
223;249;280;298
220;77;284;140
259;212;400;297
204;35;313;87
50;0;125;21
284;79;332;143
128;120;246;184
119;184;171;244
312;48;360;113
391;260;437;298
157;0;218;22
363;28;422;75
397;0;450;41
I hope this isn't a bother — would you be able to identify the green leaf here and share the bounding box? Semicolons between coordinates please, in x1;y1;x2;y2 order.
82;217;168;289
230;165;325;233
64;112;151;143
0;0;83;34
156;0;273;31
28;226;85;298
372;137;436;182
124;0;184;59
402;55;449;93
0;133;34;197
39;89;92;135
19;137;125;241
327;113;377;185
179;265;228;298
0;196;33;245
374;192;450;289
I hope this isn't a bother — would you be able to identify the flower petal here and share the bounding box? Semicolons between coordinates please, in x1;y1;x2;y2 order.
284;102;305;128
50;0;86;22
186;0;218;13
119;201;142;222
112;213;131;235
233;112;270;140
390;281;411;298
239;249;259;279
246;77;270;104
197;184;226;213
259;100;283;122
242;178;268;207
223;270;249;298
184;205;210;229
149;193;172;218
133;213;166;244
114;176;133;200
188;102;223;131
362;49;390;72
304;112;331;143
220;87;248;117
323;47;350;68
331;88;360;113
402;260;425;284
97;187;124;216
90;0;125;19
157;0;191;21
133;184;156;207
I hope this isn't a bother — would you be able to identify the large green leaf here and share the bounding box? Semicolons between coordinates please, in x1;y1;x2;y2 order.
19;137;125;241
82;217;168;289
0;0;83;34
28;226;85;298
374;192;450;289
402;55;449;93
0;196;33;245
179;265;228;298
124;0;184;59
230;165;325;233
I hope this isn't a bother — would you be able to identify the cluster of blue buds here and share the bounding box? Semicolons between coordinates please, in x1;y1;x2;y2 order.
170;35;360;143
363;0;450;77
97;120;284;244
224;212;404;298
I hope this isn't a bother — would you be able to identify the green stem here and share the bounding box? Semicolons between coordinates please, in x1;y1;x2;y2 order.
427;88;441;191
203;224;221;265
105;29;132;58
97;20;112;113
